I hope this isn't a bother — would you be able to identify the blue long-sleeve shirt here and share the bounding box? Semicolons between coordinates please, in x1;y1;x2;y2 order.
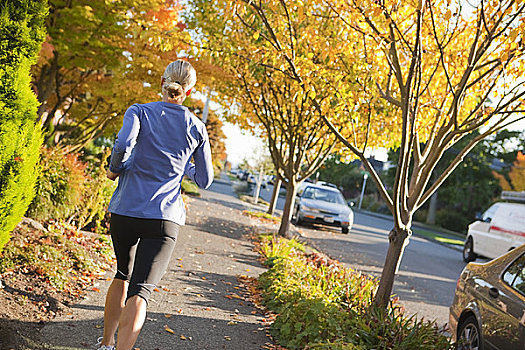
108;101;213;225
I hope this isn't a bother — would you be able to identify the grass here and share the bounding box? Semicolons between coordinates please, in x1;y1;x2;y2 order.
412;228;465;246
243;210;280;223
181;178;200;196
239;194;270;206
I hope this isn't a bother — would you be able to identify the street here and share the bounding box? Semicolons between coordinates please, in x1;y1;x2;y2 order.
252;181;469;328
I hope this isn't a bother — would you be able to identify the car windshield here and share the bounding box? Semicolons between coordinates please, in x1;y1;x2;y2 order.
302;187;346;205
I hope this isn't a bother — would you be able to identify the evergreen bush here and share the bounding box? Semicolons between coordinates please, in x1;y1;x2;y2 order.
0;0;47;252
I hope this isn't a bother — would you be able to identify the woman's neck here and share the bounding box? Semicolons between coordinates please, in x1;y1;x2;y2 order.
162;95;185;105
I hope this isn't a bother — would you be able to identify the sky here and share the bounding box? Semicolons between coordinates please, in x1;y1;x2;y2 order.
221;122;266;167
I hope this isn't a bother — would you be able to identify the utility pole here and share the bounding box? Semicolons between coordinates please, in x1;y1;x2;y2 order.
253;164;264;205
358;172;368;210
202;87;211;124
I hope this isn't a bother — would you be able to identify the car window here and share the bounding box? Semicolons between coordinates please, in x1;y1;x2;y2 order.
301;187;345;205
482;203;499;222
503;253;525;295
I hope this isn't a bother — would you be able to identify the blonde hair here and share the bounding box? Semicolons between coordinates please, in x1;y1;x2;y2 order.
162;60;197;99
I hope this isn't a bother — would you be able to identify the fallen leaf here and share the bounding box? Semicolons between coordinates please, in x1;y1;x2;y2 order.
227;321;237;325
164;325;175;334
224;336;232;341
92;287;101;292
95;324;103;329
164;314;172;318
153;288;160;292
180;335;187;340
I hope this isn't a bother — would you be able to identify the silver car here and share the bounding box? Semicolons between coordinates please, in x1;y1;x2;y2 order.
291;183;353;234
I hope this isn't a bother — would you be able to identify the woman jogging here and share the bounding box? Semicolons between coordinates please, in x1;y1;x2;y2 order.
97;60;213;350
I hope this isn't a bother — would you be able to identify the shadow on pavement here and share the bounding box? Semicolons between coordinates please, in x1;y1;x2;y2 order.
17;311;270;350
189;216;255;241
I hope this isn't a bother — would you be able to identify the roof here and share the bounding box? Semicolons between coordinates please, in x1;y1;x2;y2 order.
300;182;341;192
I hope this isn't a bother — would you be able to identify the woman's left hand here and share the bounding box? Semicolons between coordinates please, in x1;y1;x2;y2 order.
107;169;120;181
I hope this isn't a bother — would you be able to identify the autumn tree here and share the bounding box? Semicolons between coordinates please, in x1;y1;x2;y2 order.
316;0;525;307
185;97;227;174
495;151;525;191
34;0;191;152
189;0;525;307
186;0;348;236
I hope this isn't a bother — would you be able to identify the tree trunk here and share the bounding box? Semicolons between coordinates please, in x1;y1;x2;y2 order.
374;226;411;308
278;182;297;238
426;191;438;225
267;176;282;215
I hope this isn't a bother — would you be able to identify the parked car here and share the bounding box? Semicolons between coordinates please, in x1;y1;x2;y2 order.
240;171;250;181
449;243;525;350
291;183;353;234
463;202;525;262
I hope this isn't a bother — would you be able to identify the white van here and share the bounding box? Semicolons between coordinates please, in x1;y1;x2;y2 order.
463;202;525;262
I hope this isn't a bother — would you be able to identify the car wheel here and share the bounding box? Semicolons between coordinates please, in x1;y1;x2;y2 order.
341;226;349;234
463;237;477;263
457;315;482;350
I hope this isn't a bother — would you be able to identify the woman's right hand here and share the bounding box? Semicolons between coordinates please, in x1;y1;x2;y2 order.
106;169;120;181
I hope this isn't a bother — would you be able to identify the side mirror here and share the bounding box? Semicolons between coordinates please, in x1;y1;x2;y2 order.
484;217;492;223
348;201;355;207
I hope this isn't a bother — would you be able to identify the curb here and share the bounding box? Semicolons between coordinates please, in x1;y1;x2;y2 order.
355;209;465;253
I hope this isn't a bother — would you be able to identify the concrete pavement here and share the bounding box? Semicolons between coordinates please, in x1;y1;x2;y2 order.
34;175;273;350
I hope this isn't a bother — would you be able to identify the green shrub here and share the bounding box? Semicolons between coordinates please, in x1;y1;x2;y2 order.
436;209;470;233
306;342;364;350
0;0;48;252
181;178;200;196
258;236;454;350
414;208;428;223
27;147;115;231
271;298;359;349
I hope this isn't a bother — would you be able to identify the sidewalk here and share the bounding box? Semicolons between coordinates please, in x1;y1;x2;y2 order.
35;175;273;349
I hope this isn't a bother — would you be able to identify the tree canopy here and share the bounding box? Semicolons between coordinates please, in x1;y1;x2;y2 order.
34;0;191;152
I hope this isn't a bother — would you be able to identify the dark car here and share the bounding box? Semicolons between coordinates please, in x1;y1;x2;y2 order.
449;244;525;350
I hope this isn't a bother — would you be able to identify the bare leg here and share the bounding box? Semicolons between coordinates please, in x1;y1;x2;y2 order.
115;295;147;350
101;279;128;346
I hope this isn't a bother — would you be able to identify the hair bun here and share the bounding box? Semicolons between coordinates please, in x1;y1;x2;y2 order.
166;82;184;99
